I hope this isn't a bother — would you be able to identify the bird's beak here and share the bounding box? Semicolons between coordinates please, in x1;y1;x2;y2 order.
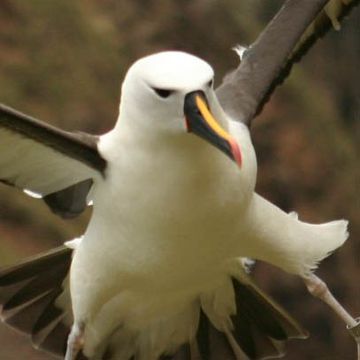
184;91;242;167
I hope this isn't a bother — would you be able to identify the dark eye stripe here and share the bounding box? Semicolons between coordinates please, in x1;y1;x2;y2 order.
153;88;173;98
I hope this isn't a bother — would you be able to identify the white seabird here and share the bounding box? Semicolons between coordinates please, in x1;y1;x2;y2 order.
0;50;355;360
1;1;360;359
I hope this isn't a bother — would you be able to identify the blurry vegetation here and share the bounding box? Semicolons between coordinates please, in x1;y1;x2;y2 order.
0;1;358;359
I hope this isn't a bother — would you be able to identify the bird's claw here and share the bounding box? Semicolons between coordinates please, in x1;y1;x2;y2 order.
348;317;360;339
347;318;360;360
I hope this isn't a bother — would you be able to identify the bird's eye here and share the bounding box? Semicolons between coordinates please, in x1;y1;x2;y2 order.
207;79;213;87
153;88;173;98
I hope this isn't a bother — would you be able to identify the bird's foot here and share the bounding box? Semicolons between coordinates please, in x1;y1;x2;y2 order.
347;319;360;360
304;274;359;359
65;323;85;360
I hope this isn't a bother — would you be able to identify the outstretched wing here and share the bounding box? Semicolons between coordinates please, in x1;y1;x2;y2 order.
0;246;73;358
0;104;107;218
216;0;359;125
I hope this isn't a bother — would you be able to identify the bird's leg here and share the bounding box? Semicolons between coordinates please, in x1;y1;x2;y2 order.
65;322;85;360
303;273;360;358
304;273;356;326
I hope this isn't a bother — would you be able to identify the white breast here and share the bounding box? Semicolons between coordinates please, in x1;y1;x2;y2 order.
69;121;256;357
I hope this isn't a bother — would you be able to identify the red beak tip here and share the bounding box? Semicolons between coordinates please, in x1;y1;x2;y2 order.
229;139;242;167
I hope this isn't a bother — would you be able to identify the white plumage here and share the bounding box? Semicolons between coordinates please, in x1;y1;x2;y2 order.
0;1;359;357
63;52;347;359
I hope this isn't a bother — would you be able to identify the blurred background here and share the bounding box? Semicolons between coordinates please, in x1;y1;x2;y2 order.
0;0;358;359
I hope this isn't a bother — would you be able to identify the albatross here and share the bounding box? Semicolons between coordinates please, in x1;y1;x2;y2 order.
0;1;359;360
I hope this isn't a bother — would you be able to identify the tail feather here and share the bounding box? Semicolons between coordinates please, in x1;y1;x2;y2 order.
160;344;190;360
233;312;270;359
248;195;349;275
161;276;307;360
304;219;349;272
239;322;283;359
197;310;234;359
230;277;307;359
232;278;307;340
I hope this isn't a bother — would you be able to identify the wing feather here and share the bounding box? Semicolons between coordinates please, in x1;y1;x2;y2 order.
0;103;107;217
216;0;359;125
0;246;73;358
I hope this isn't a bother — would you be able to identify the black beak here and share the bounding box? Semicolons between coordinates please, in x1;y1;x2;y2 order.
183;91;242;167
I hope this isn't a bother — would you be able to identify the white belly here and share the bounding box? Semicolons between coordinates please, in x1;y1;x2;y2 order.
70;129;257;357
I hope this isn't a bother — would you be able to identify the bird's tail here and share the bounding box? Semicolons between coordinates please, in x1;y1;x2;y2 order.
298;219;349;272
0;246;84;358
247;195;349;276
192;276;308;360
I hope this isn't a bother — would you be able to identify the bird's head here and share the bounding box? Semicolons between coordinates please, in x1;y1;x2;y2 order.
117;51;242;167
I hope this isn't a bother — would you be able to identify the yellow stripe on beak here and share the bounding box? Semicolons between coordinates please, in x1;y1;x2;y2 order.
184;91;242;168
195;95;232;143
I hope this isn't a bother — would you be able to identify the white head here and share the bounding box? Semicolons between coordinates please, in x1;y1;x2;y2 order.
115;51;242;167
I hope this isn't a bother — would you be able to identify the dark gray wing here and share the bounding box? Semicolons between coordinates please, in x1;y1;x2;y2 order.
1;250;307;360
0;246;73;358
0;245;89;359
0;103;107;218
216;0;359;126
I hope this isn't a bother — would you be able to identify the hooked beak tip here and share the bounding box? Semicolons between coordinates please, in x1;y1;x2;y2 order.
184;91;242;168
228;137;242;167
